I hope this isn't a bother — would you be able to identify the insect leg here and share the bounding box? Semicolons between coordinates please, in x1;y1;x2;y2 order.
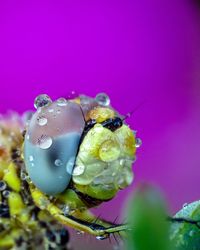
30;186;130;238
71;209;128;239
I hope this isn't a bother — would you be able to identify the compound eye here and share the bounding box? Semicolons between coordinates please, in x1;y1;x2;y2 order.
24;98;85;195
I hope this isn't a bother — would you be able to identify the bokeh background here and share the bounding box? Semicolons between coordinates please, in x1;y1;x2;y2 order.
0;0;200;249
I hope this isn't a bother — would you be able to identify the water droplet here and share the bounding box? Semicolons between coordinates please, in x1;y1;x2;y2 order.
54;159;63;167
72;165;85;176
93;176;102;185
76;230;84;235
135;138;142;148
37;116;48;126
39;197;49;209
26;134;30;140
0;181;7;191
132;130;137;136
34;94;52;109
117;176;125;186
80;95;90;105
104;175;114;184
66;157;76;174
37;135;53;149
95;93;110;106
99;139;120;162
29;155;34;162
2;190;10;198
48;108;54;113
57;109;61;114
62;205;70;215
22;111;33;124
57;98;67;106
183;203;188;209
20;172;27;180
96;235;108;240
119;159;125;166
103;184;115;190
49;196;54;201
189;230;195;237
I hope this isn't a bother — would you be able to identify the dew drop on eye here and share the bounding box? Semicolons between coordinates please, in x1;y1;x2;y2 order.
24;100;85;195
95;93;110;106
34;94;52;109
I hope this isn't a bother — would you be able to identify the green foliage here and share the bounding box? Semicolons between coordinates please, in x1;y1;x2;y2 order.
170;200;200;250
126;183;200;250
126;184;171;250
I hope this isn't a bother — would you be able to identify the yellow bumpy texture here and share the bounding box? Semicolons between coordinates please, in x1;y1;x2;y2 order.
73;123;136;200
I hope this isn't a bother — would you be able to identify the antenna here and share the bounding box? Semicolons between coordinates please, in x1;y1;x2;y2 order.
122;100;146;121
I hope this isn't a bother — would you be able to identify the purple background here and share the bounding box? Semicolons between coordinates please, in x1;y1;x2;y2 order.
0;0;200;248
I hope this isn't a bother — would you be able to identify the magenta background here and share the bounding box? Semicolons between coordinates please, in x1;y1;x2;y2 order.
0;0;200;233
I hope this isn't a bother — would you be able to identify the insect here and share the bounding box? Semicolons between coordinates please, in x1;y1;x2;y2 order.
0;93;140;249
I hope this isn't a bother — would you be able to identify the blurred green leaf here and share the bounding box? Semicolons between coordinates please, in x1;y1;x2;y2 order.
126;184;170;250
170;200;200;250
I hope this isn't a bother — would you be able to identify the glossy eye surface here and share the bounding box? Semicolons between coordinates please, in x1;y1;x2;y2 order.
24;97;85;195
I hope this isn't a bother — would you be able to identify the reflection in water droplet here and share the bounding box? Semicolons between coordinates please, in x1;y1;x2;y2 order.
37;135;53;149
37;116;48;126
135;138;142;148
96;235;108;240
34;94;52;109
57;98;68;106
119;159;124;166
29;155;34;162
54;159;63;167
66;157;76;174
103;184;115;190
48;108;54;113
72;165;85;176
95;93;110;106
